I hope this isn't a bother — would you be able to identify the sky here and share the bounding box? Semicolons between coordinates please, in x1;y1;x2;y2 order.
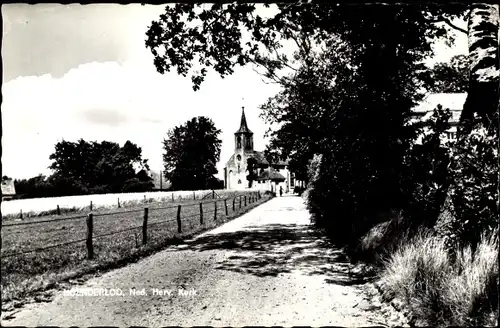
1;4;468;181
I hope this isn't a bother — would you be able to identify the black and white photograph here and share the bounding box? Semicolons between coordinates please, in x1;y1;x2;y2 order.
1;2;499;326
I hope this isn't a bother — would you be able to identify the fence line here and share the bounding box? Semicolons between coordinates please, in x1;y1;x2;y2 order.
2;189;267;218
2;192;261;228
1;191;268;259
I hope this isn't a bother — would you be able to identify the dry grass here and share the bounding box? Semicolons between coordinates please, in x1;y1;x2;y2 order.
379;228;498;327
1;192;271;304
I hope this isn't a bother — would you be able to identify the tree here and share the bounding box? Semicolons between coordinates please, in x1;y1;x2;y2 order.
246;157;258;188
162;116;222;191
145;4;467;90
459;4;499;137
427;54;470;93
48;139;152;195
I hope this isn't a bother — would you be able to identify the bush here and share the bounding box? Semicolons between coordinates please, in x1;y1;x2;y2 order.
445;120;498;249
121;178;154;193
401;105;452;229
380;228;498;327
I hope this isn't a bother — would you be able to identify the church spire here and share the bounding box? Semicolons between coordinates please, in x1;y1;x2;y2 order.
235;106;253;134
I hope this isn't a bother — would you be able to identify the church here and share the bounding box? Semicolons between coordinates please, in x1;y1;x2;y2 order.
223;108;300;193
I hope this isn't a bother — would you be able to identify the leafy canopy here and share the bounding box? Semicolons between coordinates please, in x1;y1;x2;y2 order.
145;3;467;91
162;116;222;191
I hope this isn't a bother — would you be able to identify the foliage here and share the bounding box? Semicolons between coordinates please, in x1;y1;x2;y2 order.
401;105;452;228
427;54;470;93
145;3;466;91
246;157;258;188
162;116;222;191
15;140;153;199
445;119;498;249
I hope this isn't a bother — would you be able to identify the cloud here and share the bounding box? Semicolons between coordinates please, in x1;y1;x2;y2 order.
2;4;165;82
79;108;130;127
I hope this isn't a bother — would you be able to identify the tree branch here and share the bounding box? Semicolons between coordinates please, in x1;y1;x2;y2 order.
443;18;467;34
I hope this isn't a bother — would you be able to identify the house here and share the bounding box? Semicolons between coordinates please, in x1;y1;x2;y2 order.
1;179;16;201
410;92;467;143
224;107;302;193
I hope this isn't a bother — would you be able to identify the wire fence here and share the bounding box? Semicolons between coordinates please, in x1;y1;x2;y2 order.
1;191;269;259
1;189;249;219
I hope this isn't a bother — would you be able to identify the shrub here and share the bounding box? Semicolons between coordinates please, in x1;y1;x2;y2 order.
401;105;452;229
380;228;498;327
446;120;498;249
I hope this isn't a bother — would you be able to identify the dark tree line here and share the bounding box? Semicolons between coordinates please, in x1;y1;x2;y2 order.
14;139;154;199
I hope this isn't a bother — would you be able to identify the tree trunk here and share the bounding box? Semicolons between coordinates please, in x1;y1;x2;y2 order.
459;4;499;137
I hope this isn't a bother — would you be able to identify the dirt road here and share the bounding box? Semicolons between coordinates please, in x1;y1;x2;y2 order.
2;195;406;326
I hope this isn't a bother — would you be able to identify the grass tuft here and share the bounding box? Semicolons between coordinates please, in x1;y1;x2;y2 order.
380;228;498;327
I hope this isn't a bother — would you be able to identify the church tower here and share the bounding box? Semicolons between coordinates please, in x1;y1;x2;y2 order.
234;106;254;152
226;106;254;189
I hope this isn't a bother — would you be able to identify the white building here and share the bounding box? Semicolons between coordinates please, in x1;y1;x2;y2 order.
223;107;301;193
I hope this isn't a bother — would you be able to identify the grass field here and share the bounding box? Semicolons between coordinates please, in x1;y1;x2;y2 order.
1;190;271;305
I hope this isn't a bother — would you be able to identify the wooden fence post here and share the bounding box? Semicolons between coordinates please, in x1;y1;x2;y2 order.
244;195;247;207
212;190;215;199
177;205;182;233
86;213;94;259
233;197;236;211
214;201;217;220
143;207;149;245
118;198;121;208
224;199;228;216
172;193;174;201
200;202;203;225
57;205;61;215
239;195;242;209
90;201;93;211
193;191;196;200
20;209;23;219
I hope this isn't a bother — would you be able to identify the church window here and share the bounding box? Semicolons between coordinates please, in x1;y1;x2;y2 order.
238;179;242;184
237;136;242;148
236;154;241;161
238;164;240;173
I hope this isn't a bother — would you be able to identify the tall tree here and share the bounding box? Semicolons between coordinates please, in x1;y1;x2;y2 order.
427;54;470;93
162;116;222;190
459;4;499;137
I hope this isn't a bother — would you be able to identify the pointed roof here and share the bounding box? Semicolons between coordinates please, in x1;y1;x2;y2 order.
235;107;253;134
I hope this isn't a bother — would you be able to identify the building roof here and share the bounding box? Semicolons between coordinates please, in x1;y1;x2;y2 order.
251;151;269;165
235;107;253;134
410;92;467;126
1;179;16;196
255;168;286;181
413;93;467;113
